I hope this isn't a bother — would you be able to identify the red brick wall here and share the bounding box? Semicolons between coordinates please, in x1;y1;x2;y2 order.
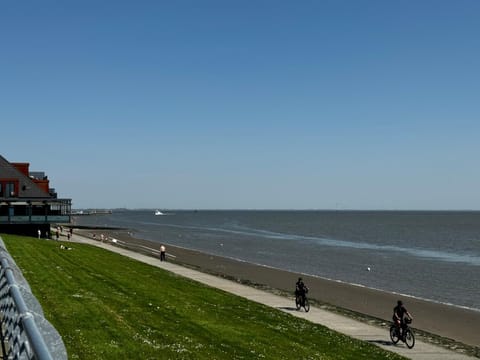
12;163;30;177
32;179;50;194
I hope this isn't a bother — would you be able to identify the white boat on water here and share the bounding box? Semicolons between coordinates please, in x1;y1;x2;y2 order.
154;210;164;216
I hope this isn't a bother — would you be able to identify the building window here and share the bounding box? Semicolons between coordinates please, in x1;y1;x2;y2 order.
6;182;16;197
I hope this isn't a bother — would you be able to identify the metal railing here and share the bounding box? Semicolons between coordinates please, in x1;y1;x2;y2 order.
0;237;67;360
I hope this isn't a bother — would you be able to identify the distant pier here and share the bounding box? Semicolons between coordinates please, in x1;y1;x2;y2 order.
72;209;113;216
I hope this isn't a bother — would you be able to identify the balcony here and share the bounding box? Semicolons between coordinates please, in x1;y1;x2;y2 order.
0;199;71;225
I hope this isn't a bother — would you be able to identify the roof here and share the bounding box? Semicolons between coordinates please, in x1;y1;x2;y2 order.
0;155;54;198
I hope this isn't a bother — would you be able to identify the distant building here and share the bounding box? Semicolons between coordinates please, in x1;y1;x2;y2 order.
0;155;71;236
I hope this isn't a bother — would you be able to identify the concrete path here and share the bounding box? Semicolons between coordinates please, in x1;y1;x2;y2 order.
70;234;476;360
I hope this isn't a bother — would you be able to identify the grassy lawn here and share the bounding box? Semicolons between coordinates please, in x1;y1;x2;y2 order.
1;234;405;360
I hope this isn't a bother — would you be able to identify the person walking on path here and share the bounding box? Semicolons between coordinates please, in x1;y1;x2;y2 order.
160;245;166;261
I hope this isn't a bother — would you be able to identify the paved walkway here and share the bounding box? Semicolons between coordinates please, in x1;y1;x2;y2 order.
70;234;476;360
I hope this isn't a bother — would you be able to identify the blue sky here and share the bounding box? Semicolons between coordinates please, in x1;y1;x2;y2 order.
2;1;479;210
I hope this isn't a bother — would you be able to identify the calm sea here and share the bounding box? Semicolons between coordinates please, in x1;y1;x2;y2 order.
74;210;480;311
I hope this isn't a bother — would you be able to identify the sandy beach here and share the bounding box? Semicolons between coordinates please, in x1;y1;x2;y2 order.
75;227;480;352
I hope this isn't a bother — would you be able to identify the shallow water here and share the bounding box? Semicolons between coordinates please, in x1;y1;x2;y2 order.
74;210;480;311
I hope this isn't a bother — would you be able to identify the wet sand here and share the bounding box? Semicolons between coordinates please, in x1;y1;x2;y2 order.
75;228;480;352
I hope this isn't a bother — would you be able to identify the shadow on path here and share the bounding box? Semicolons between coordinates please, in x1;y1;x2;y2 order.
277;306;298;311
368;339;396;347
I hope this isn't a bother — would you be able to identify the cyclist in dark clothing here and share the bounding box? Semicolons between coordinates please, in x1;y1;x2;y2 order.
393;300;413;338
295;277;308;304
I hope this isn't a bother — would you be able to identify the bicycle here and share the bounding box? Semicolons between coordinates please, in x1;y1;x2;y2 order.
295;291;310;312
389;318;415;349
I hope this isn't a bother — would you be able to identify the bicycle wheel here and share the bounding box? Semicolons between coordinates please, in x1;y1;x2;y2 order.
303;298;310;312
389;325;400;344
404;329;415;349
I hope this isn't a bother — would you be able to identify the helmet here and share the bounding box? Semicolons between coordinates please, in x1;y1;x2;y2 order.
397;300;403;306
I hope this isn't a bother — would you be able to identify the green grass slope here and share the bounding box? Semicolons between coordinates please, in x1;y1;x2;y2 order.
1;234;405;360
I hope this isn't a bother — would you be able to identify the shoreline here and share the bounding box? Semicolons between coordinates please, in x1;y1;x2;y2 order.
73;227;480;355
